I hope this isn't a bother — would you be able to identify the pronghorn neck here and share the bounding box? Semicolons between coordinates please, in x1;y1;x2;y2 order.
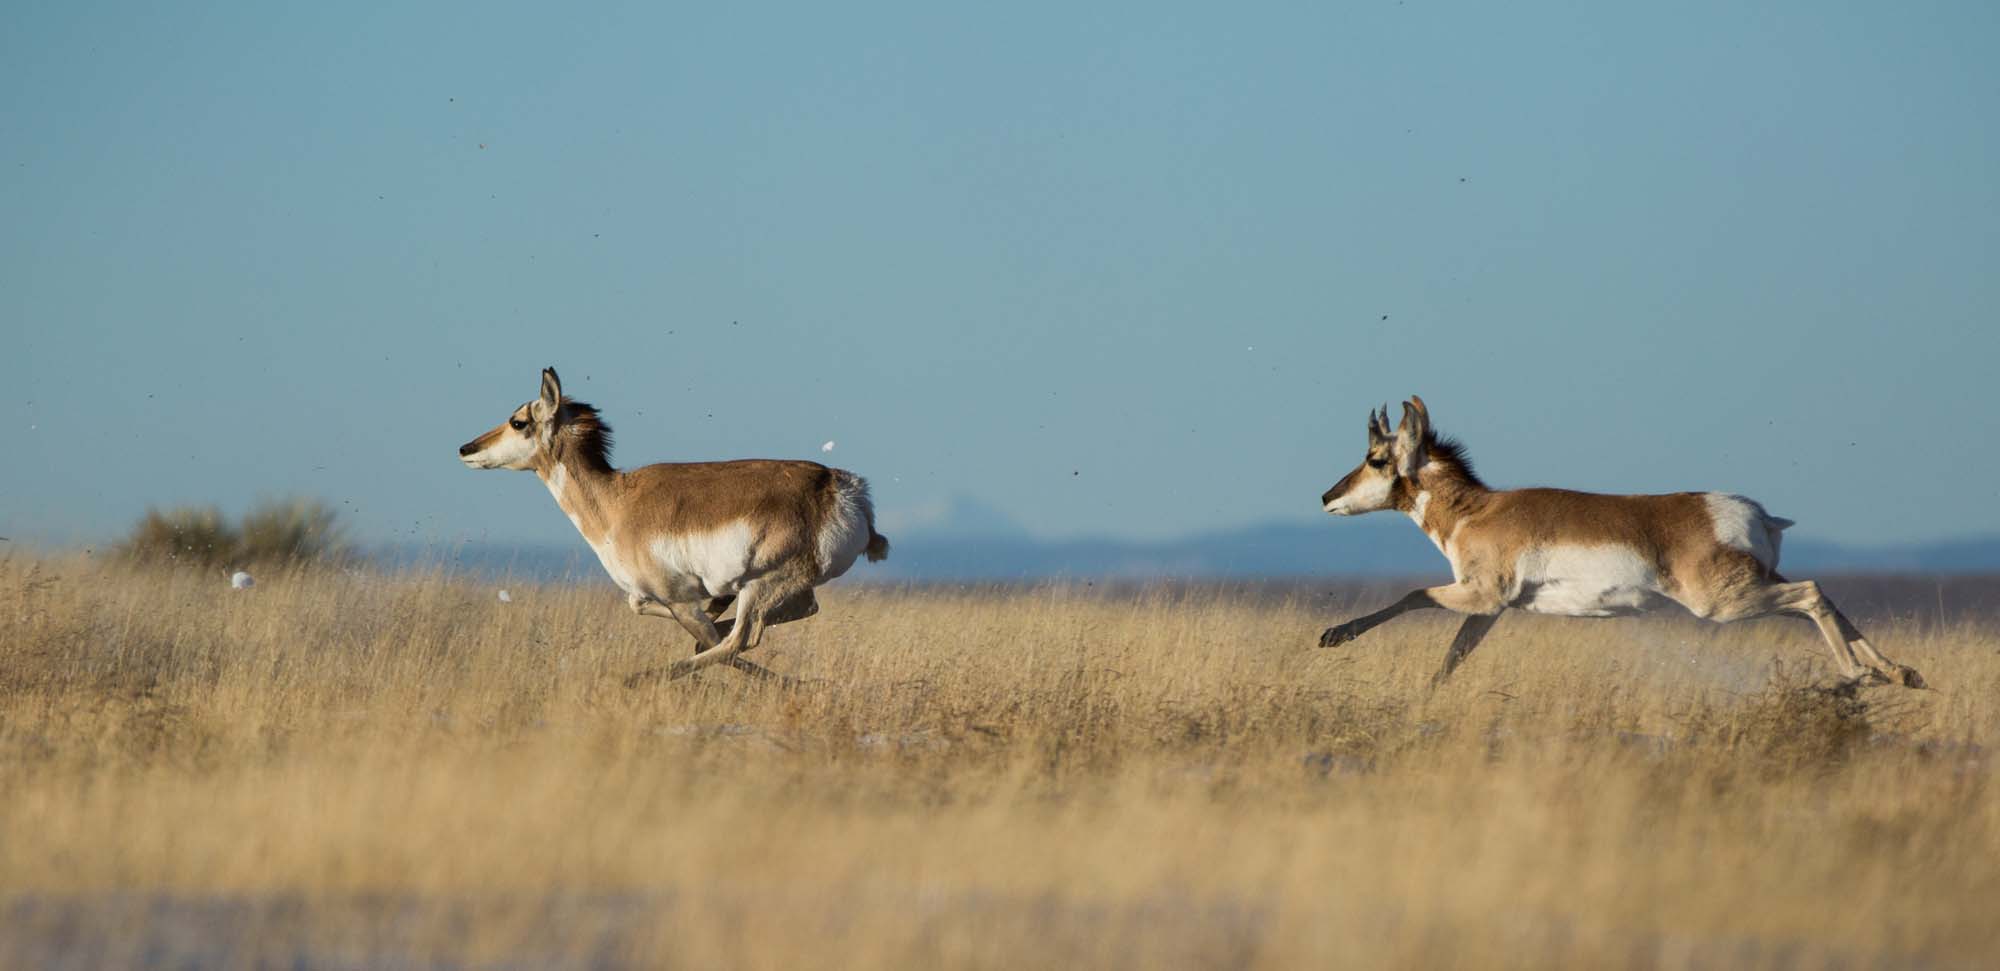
532;399;621;540
1399;452;1489;543
536;451;619;540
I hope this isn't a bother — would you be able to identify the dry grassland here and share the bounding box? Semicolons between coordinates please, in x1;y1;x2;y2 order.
2;554;1997;969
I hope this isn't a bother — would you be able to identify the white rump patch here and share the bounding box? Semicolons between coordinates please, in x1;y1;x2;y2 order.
1703;494;1786;571
1510;545;1671;617
817;472;876;581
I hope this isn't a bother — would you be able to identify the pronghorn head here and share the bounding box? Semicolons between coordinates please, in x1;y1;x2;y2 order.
1322;395;1431;515
459;368;566;471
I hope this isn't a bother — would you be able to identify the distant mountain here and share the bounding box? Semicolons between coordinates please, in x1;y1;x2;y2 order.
401;496;2000;582
1780;536;2000;574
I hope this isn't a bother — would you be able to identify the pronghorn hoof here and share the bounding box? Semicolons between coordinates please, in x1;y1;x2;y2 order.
623;668;664;689
1898;666;1929;690
1319;625;1356;648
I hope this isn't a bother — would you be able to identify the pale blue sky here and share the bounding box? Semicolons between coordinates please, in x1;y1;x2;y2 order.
6;1;1997;551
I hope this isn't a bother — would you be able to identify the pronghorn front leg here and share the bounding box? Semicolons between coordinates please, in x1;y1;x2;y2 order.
1430;612;1502;687
1318;583;1502;648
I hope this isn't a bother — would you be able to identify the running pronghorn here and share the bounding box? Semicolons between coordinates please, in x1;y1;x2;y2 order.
1318;396;1925;689
459;368;889;684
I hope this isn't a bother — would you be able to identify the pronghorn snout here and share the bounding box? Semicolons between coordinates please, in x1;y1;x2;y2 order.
458;432;503;468
458;438;489;467
459;421;538;470
1321;473;1357;514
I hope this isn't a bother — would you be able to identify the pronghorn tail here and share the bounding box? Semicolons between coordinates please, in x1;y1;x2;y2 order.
839;468;889;562
1763;513;1794;572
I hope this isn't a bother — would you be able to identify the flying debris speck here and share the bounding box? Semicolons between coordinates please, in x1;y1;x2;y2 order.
497;589;512;603
821;441;836;453
230;571;254;590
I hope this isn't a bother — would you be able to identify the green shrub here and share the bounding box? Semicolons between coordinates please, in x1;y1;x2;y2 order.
117;497;347;569
239;497;348;566
118;506;240;567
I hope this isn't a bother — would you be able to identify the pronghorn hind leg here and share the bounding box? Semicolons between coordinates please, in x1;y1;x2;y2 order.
1429;612;1501;688
710;589;818;685
765;588;820;625
624;596;794;687
1765;575;1922;686
1698;580;1872;684
699;595;736;648
625;653;789;688
707;589;818;644
667;572;815;682
1826;601;1927;689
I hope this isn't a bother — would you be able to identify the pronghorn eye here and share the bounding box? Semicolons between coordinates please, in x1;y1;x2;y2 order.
1367;457;1388;470
509;419;528;431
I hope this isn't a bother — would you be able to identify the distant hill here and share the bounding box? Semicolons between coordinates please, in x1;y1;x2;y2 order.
406;495;2000;582
868;495;2000;579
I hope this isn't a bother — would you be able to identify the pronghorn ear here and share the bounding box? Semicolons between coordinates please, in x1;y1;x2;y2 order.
534;368;562;422
1394;400;1429;478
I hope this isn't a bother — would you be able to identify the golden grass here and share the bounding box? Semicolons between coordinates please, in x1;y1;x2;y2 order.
2;554;1997;969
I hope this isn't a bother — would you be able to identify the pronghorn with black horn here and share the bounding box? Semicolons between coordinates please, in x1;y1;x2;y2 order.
1317;396;1925;689
459;368;889;684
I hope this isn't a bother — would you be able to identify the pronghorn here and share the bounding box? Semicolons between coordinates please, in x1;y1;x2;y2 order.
1317;396;1926;689
459;368;889;683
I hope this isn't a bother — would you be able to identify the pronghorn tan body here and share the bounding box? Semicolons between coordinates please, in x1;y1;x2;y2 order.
1318;397;1925;689
460;368;888;683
